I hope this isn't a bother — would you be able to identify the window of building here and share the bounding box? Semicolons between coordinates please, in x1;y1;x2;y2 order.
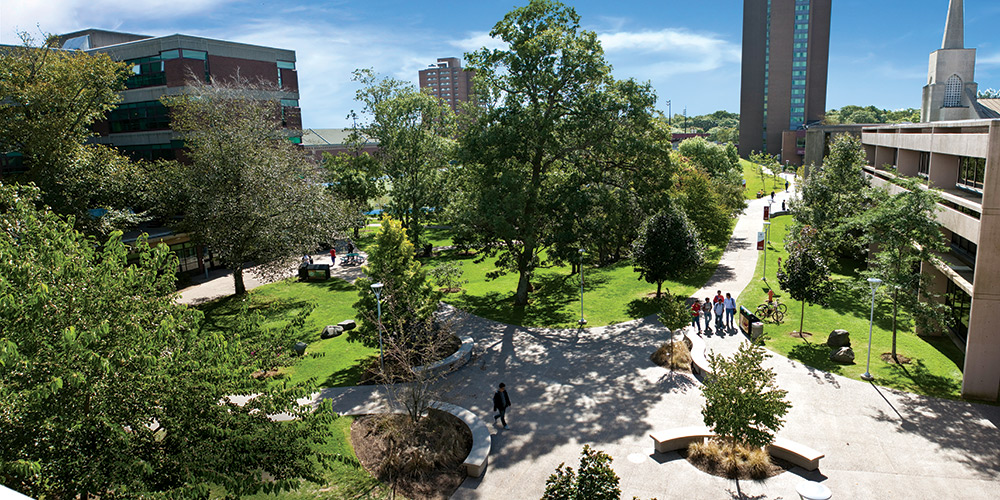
120;143;177;162
944;74;963;107
795;33;809;40
956;156;986;191
945;280;970;342
791;98;805;104
796;14;809;21
950;232;978;268
277;61;296;70
125;55;166;88
795;23;809;30
794;51;807;59
918;151;930;177
280;98;299;107
183;49;207;60
793;61;807;68
792;88;805;95
160;50;180;60
109;101;171;133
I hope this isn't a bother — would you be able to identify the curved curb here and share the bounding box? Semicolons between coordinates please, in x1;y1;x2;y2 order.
428;401;491;478
685;330;712;379
649;427;824;471
413;335;474;377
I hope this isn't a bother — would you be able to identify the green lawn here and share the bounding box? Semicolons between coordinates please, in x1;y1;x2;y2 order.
737;213;965;399
741;159;787;200
421;242;726;328
196;278;377;389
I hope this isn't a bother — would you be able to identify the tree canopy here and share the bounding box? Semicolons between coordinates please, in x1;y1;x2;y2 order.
778;225;833;336
824;105;920;125
453;0;670;305
163;77;346;295
631;202;704;298
0;183;333;498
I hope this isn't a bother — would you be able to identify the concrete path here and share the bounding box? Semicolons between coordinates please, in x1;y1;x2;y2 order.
181;175;1000;499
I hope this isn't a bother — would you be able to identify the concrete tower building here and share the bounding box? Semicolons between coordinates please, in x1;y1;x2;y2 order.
921;0;993;122
739;0;831;159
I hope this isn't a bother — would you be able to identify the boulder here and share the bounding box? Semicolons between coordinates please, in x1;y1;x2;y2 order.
321;325;344;339
293;341;308;356
829;346;855;364
827;329;851;348
338;320;357;331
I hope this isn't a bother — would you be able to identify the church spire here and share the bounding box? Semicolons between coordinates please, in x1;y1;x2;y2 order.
942;0;964;49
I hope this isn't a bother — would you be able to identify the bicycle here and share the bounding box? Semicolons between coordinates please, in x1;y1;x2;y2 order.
756;299;787;324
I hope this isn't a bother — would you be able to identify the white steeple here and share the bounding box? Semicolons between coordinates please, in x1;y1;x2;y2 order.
942;0;964;49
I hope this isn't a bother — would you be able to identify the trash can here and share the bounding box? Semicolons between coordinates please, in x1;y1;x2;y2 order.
751;322;764;340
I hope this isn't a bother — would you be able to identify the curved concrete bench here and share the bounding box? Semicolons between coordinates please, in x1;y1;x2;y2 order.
684;331;712;377
429;401;491;477
413;335;474;378
650;428;824;471
768;437;824;471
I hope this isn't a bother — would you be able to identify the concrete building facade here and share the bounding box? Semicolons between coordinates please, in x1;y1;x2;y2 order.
418;57;475;113
861;119;1000;401
56;29;301;163
739;0;831;159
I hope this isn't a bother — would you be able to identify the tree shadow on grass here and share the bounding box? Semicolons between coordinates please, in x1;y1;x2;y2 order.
880;358;962;400
787;342;846;376
196;295;313;335
322;355;375;388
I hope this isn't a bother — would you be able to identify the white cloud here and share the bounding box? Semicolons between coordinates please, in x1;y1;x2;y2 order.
449;31;508;52
598;28;740;77
978;53;1000;66
1;0;236;42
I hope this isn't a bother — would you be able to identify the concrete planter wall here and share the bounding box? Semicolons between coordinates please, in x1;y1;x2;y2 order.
413;334;474;378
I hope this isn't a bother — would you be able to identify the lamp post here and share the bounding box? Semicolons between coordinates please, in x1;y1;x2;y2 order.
578;248;587;326
762;221;771;280
861;277;882;381
370;282;385;372
666;100;672;128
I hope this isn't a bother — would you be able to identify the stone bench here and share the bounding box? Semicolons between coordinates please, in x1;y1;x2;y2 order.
429;401;491;477
684;332;712;377
650;426;716;453
413;335;474;378
768;437;824;471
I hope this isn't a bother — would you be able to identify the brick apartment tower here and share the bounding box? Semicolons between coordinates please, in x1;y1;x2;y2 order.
418;58;475;112
739;0;831;158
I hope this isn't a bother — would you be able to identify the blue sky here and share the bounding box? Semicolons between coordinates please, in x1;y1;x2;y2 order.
3;0;999;128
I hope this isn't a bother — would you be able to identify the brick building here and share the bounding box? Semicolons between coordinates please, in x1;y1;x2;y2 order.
418;57;475;112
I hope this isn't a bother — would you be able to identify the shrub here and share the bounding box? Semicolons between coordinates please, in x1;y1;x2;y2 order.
688;439;772;480
542;445;620;500
651;340;692;371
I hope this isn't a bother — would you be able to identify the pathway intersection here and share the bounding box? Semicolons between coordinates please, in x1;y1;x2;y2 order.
178;173;1000;499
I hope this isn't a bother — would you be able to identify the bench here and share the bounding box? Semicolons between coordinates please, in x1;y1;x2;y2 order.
685;332;712;377
650;426;716;453
413;335;474;378
768;437;825;471
429;401;491;477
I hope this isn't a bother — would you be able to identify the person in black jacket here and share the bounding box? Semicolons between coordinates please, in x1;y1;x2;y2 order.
493;383;511;429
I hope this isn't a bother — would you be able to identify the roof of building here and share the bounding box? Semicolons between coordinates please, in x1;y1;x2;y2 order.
975;99;1000;119
301;128;377;147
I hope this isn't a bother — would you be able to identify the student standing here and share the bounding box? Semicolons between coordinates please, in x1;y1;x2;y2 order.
724;293;737;330
703;298;713;333
690;301;702;333
493;383;512;429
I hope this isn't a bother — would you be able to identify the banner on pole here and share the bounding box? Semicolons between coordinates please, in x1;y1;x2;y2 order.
763;205;770;221
757;231;765;251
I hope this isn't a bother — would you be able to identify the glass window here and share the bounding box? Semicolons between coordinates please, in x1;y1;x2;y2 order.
280;98;299;107
108;101;171;133
918;152;930;177
944;74;963;107
945;280;970;342
182;49;207;60
277;60;296;70
956;156;985;191
160;50;180;60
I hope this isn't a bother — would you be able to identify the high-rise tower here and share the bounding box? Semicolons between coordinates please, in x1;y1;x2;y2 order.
739;0;831;159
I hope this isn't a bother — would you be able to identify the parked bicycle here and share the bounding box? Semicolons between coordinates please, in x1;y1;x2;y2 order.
756;299;787;324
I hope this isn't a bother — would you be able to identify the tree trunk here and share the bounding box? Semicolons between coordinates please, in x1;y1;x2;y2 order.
656;281;662;299
892;288;899;362
233;265;246;295
353;225;360;239
514;270;531;306
800;300;806;338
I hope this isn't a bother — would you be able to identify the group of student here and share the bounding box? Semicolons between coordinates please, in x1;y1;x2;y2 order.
690;290;737;333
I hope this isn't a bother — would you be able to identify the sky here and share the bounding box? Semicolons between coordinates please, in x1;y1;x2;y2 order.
3;0;999;129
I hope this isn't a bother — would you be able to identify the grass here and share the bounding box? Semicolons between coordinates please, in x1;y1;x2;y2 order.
736;213;965;399
741;159;787;200
196;278;377;389
420;242;726;328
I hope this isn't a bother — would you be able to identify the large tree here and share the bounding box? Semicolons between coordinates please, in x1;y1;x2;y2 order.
454;0;665;306
349;69;455;249
0;32;147;235
0;183;333;498
631;201;704;298
163;77;346;295
851;178;949;360
791;133;872;257
777;225;834;336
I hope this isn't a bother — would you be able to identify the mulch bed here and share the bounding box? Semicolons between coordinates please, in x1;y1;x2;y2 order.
679;447;793;480
881;352;912;364
788;331;813;339
351;409;472;500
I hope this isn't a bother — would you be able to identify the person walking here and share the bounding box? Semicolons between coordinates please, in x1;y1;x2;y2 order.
330;246;337;264
785;179;789;191
714;299;725;330
690;300;702;333
703;297;713;333
770;190;775;202
493;383;512;429
724;293;737;330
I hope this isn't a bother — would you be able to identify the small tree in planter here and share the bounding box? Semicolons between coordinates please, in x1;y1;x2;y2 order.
542;445;621;500
429;261;467;293
698;340;791;476
652;293;694;370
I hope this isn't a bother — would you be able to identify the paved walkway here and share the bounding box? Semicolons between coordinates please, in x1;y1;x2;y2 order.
178;177;1000;499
